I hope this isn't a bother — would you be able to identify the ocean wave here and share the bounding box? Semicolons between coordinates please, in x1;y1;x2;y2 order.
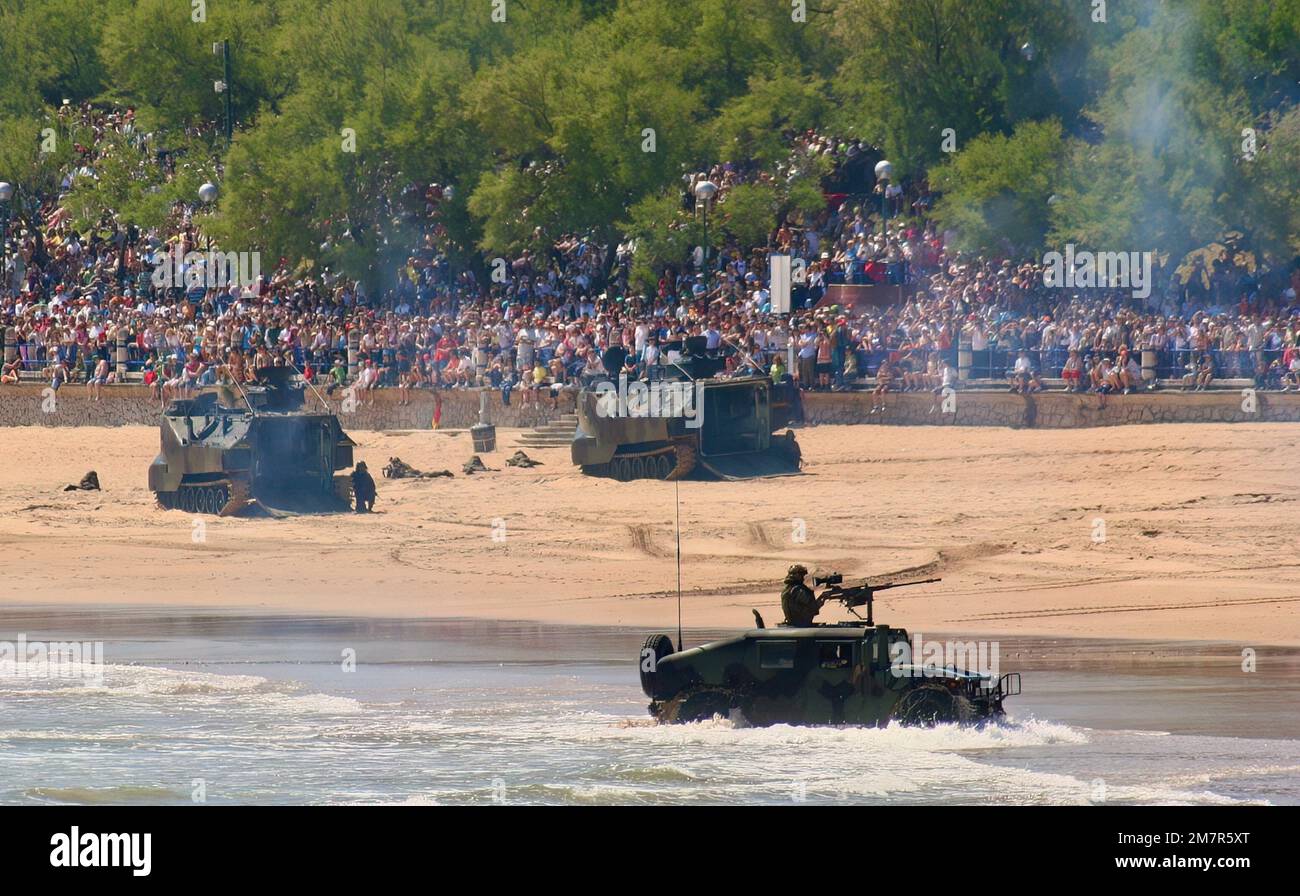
0;663;364;719
26;785;185;804
591;715;1090;751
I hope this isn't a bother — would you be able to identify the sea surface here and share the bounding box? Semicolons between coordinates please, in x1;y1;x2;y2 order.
1;610;1296;805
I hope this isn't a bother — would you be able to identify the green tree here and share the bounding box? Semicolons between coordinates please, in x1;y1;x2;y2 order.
719;183;779;252
830;0;1093;174
931;119;1067;256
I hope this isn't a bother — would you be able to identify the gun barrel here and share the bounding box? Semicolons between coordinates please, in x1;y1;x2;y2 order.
873;577;941;591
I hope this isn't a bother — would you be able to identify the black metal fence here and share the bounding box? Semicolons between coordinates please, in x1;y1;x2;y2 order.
824;346;1276;385
954;347;1272;383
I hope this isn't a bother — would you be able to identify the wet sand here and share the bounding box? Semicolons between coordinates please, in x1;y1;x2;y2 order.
1;422;1297;645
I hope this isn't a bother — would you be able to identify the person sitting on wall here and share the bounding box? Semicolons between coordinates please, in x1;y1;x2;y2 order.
325;356;348;396
1010;351;1041;394
0;357;22;385
1061;350;1083;392
1116;348;1141;394
870;358;893;414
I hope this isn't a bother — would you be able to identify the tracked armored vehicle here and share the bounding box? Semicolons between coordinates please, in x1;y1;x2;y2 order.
571;338;801;481
149;366;356;515
638;574;1020;726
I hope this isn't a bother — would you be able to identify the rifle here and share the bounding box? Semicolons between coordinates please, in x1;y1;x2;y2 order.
814;574;942;626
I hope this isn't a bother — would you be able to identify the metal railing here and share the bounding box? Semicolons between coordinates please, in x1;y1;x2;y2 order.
956;346;1277;384
770;344;1284;390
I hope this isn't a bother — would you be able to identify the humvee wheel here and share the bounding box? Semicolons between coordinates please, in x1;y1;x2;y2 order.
893;683;975;726
639;633;676;698
662;687;739;724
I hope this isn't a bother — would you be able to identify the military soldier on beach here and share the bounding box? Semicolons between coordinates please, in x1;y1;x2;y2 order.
780;564;824;626
352;461;377;512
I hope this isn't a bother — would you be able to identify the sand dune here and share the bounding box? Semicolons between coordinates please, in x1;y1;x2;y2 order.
1;422;1297;645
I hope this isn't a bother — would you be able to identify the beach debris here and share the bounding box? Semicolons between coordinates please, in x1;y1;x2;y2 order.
462;455;495;475
383;457;454;480
505;450;543;468
64;471;101;492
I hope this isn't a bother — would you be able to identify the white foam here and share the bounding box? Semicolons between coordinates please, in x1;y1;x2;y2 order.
0;663;362;715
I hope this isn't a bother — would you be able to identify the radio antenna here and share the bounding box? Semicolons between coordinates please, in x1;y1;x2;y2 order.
675;477;683;653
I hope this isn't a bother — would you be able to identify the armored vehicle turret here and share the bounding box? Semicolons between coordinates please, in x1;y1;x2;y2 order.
148;366;357;515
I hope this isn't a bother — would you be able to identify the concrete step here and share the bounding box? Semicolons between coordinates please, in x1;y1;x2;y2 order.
517;431;574;441
516;440;573;449
518;429;573;439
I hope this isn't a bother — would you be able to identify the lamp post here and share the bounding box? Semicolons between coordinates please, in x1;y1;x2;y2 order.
874;159;893;236
197;182;218;260
0;182;13;297
213;41;234;144
694;178;718;293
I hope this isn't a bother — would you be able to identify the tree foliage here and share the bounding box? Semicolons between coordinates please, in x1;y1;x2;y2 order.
1;0;1298;280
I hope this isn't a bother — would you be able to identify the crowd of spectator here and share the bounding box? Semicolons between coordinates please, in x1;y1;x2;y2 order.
4;104;1300;413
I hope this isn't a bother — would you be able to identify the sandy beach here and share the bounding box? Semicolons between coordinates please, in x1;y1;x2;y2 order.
1;421;1297;645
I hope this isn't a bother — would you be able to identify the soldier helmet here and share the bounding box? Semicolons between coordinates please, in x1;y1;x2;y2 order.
785;564;808;582
356;461;367;471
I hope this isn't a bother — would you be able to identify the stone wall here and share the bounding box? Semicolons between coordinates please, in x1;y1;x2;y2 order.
0;383;575;429
1;382;1295;430
799;388;1300;428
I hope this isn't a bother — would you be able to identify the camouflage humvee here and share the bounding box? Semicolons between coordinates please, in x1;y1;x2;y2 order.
638;577;1020;726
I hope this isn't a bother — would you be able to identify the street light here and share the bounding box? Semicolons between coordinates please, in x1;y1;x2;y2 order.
213;40;233;144
874;159;893;235
694;178;718;292
198;183;218;251
0;181;13;297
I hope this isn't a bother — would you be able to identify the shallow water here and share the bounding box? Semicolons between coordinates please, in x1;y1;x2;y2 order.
0;612;1296;805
